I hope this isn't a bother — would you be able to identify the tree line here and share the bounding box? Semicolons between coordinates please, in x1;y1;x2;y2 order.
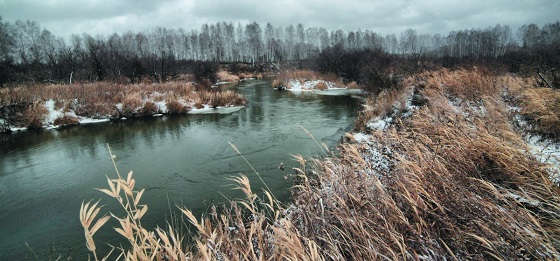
0;16;559;86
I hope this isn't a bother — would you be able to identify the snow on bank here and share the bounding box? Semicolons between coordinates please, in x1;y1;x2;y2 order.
188;105;245;114
505;100;560;181
526;136;560;181
3;98;245;134
366;86;418;131
348;132;393;176
285;80;363;96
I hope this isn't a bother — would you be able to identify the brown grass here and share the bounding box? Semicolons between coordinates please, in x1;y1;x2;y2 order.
141;101;158;116
53;115;79;126
517;87;560;139
166;99;188;114
122;93;143;116
315;81;328;90
23;101;47;129
217;70;240;83
81;68;560;260
1;81;246;128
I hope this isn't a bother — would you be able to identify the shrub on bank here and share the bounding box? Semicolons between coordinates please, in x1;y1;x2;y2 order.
141;101;158;116
54;115;79;126
23;102;47;129
166;99;188;114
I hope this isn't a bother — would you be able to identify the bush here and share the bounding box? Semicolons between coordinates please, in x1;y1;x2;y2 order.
315;81;328;90
122;93;143;115
141;101;158;116
54;115;79;126
166;99;187;114
23;102;47;129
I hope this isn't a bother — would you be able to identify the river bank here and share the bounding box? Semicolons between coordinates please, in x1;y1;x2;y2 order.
273;70;363;96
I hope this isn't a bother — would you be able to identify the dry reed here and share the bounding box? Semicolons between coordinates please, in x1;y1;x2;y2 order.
80;68;560;260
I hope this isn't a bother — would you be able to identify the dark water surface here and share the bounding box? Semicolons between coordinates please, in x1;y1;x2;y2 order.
0;80;359;259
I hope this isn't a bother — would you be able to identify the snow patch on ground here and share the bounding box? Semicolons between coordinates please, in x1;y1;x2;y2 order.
286;80;362;96
4;98;244;134
505;96;560;182
155;101;168;113
526;135;560;182
188;105;244;114
367;117;392;131
349;132;393;176
44;99;64;124
365;86;418;131
351;132;372;144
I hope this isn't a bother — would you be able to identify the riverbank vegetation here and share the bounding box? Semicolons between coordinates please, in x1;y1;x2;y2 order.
272;70;359;92
80;67;560;260
0;81;246;131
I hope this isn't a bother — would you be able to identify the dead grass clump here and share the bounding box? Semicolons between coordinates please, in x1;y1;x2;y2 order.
293;112;560;259
216;70;240;83
315;81;328;90
421;67;498;101
272;79;283;89
166;99;187;114
23;102;47;129
54;115;79;126
73;102;116;118
141;101;158;116
122;93;143;115
194;102;204;109
196;90;246;108
518;87;560;139
355;86;410;130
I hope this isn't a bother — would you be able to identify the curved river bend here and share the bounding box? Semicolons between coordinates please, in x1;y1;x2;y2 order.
0;80;359;259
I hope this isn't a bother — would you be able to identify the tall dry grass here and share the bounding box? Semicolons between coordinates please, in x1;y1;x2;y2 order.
216;70;240;83
516;87;560;139
81;68;560;260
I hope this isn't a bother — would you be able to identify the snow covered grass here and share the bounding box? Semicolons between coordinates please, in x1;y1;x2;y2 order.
0;81;246;132
516;87;560;139
334;67;560;259
273;69;362;96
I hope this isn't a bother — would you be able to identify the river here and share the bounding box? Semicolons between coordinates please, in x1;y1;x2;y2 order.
0;80;359;259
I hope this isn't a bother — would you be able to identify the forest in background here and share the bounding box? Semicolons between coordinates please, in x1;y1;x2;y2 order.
0;17;559;86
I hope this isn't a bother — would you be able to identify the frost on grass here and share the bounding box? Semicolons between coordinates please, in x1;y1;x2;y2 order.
286;80;362;96
506;92;560;182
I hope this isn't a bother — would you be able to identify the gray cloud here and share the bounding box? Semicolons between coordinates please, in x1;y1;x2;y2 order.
1;0;559;37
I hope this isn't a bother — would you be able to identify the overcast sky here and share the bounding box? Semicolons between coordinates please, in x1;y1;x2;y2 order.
1;0;559;37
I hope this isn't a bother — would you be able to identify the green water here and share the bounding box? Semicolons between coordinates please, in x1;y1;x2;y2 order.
0;80;359;259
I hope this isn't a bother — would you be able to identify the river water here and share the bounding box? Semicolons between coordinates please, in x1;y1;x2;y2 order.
0;80;359;259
